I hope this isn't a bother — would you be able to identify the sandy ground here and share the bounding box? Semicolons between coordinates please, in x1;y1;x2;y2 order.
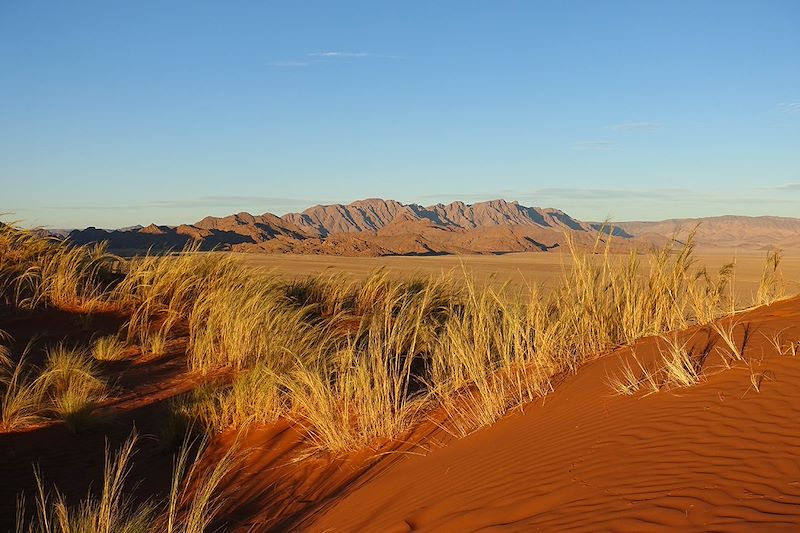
236;250;800;302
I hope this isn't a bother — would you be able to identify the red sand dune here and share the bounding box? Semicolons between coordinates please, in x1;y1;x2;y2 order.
214;296;800;531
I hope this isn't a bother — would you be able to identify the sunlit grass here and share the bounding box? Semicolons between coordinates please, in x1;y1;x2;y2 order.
92;336;128;362
40;344;107;430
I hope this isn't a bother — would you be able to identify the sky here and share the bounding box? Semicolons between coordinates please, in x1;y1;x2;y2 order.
1;1;799;229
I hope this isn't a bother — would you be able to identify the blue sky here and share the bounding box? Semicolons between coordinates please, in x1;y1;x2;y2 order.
1;1;798;228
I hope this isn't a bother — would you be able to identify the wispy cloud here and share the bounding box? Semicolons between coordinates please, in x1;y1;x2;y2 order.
309;51;371;58
268;61;310;68
574;140;615;151
611;122;661;132
778;102;800;114
309;51;400;59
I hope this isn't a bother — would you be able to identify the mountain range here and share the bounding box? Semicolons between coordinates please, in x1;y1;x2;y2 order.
65;199;800;256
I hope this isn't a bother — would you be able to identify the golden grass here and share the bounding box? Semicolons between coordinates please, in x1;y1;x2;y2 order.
606;352;661;396
711;319;745;367
0;224;116;311
659;335;702;388
1;355;46;431
756;249;784;306
40;344;108;430
143;330;168;358
92;336;128;362
176;364;283;432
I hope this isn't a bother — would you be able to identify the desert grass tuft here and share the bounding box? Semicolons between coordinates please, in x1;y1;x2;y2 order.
92;336;128;361
607;352;661;396
764;329;799;357
0;224;117;311
40;344;107;430
175;364;284;433
711;319;746;367
756;249;784;306
659;335;702;388
160;435;241;533
1;356;46;431
143;330;168;358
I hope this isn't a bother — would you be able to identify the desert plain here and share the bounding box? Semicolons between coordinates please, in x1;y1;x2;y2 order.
240;250;800;301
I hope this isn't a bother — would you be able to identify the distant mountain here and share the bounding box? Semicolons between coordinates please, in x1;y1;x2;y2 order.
611;216;800;252
65;199;800;256
282;198;591;236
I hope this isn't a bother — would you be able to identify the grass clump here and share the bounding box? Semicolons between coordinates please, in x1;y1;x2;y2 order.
607;352;661;396
1;331;46;431
20;434;155;533
1;356;46;431
756;249;784;306
0;224;117;311
143;330;168;358
40;344;107;430
176;364;284;433
659;335;702;388
765;330;799;357
114;249;243;344
711;319;746;367
92;336;128;361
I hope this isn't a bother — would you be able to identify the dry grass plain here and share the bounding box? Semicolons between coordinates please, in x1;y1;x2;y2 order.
236;250;800;301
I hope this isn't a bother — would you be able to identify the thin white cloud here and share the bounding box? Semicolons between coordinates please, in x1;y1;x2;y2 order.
778;102;800;114
269;61;309;67
309;51;371;58
308;51;400;59
611;122;661;132
574;141;615;151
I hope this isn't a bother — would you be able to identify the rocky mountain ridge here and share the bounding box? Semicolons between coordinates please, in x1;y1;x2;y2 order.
64;199;800;255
